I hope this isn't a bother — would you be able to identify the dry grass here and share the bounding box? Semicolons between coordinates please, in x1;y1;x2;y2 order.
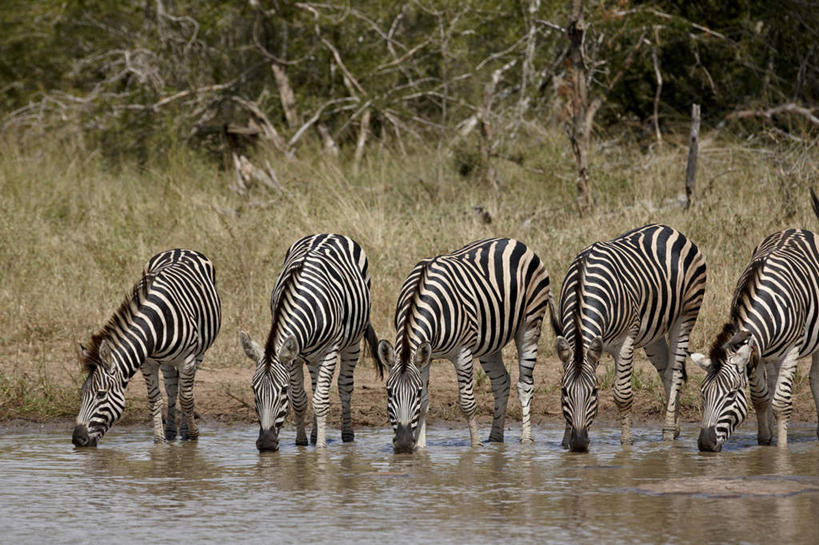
1;128;817;424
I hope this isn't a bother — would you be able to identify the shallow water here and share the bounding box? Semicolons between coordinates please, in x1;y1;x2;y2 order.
1;424;818;544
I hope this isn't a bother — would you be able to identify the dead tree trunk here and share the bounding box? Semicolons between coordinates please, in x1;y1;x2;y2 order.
567;0;593;216
353;108;371;174
271;63;301;130
685;103;701;210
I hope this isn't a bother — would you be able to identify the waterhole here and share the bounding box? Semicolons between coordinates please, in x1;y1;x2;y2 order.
1;424;817;544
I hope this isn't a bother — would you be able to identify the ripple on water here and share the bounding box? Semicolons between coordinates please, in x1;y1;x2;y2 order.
0;424;818;545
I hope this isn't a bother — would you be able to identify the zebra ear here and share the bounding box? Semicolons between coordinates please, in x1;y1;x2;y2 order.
278;335;299;364
98;340;113;371
556;336;571;364
734;343;754;368
77;342;91;361
240;331;264;363
587;337;603;365
413;342;432;370
724;330;751;350
690;352;712;371
377;340;396;368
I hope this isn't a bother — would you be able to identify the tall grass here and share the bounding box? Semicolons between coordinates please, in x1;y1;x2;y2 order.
1;128;817;421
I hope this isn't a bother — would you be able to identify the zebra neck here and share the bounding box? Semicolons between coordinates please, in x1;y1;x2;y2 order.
105;327;150;381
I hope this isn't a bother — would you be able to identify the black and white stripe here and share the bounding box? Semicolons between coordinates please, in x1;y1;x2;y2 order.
378;238;556;452
72;249;221;447
240;234;381;451
691;228;819;451
555;224;706;451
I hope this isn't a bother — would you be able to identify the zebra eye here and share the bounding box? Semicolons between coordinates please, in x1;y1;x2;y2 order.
96;390;107;400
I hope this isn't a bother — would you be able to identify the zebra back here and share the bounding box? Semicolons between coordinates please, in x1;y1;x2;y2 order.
559;224;707;362
393;238;553;364
81;248;221;376
263;234;373;362
718;228;819;362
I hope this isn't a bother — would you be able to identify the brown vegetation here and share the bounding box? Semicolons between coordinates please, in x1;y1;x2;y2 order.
1;128;818;432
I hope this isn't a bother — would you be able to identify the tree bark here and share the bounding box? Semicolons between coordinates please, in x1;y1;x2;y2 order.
567;0;592;216
685;103;701;210
353;108;371;174
271;63;301;130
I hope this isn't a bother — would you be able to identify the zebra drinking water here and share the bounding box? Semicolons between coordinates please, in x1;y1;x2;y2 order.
691;227;819;451
378;238;557;453
555;224;706;451
72;249;221;447
240;234;382;451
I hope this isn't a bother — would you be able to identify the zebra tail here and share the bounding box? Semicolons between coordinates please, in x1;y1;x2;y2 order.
547;289;561;338
364;324;385;379
811;187;819;221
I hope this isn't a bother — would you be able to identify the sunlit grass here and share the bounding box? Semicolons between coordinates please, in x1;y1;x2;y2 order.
1;128;817;421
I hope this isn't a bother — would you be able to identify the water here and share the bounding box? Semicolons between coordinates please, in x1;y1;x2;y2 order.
1;424;818;544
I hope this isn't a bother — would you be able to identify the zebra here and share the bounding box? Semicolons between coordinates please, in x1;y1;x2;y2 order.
72;249;221;447
377;238;557;453
691;227;819;451
239;234;383;451
555;224;707;452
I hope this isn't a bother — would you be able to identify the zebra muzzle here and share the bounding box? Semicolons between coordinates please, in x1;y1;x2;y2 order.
72;425;98;448
697;426;721;452
256;428;279;452
568;427;590;453
393;423;415;454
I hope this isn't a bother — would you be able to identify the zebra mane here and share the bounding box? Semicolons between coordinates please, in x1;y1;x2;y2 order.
706;322;738;373
570;251;588;371
704;258;766;374
398;259;431;371
263;260;304;363
730;258;766;324
81;270;155;375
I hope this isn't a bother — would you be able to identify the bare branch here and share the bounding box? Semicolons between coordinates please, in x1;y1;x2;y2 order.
722;103;819;127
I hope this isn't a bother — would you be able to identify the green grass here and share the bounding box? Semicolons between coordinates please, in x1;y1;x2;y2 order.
1;127;817;421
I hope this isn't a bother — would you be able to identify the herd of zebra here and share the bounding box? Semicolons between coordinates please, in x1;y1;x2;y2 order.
72;209;819;455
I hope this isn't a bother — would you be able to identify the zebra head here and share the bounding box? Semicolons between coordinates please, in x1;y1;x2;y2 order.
73;339;126;447
378;339;431;453
241;331;294;452
691;331;755;452
556;335;603;452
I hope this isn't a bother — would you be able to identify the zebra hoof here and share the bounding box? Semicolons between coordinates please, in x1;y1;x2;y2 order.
310;430;317;445
295;437;308;446
758;436;773;446
342;431;355;443
488;431;504;442
165;429;178;441
662;430;676;441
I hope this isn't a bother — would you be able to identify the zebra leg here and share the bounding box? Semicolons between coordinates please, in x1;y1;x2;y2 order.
771;348;800;447
338;345;360;443
178;355;200;440
613;339;635;446
452;348;481;448
749;359;773;445
312;350;339;449
515;319;542;444
291;361;309;446
479;351;509;443
161;363;180;440
811;351;819;440
666;314;698;440
307;364;319;445
644;337;675;440
416;364;431;449
142;361;165;443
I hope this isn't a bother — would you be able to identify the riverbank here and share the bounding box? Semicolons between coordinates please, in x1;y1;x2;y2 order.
1;131;818;428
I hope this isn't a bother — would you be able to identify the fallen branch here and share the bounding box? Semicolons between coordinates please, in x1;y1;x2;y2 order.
722;103;819;128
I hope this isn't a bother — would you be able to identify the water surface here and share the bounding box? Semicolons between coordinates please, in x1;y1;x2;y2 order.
1;424;817;544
